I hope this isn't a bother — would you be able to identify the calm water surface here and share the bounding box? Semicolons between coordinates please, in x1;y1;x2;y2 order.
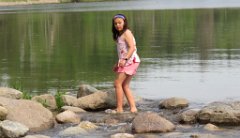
0;1;240;103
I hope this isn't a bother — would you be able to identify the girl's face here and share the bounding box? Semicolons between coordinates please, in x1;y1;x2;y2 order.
114;18;124;32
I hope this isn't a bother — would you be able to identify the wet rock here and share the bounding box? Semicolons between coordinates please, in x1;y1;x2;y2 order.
0;106;8;120
0;120;29;138
180;109;199;124
203;123;221;131
134;134;160;138
105;118;120;125
62;95;77;106
56;110;80;124
190;133;221;138
78;121;98;131
24;135;50;138
159;97;189;109
105;109;117;114
132;112;175;133
59;126;87;136
0;87;22;99
110;133;134;138
61;106;86;113
197;101;240;125
32;94;57;110
0;97;54;132
77;84;98;98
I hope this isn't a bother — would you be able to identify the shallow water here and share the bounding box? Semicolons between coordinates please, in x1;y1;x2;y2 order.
0;1;240;104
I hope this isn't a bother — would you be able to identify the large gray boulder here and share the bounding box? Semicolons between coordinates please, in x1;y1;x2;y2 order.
0;120;29;138
74;90;126;110
0;87;22;99
198;101;240;125
0;97;54;132
132;112;175;133
0;106;8;120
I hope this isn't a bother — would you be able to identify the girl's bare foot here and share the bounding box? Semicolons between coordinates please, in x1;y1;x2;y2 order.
130;107;138;113
116;108;123;113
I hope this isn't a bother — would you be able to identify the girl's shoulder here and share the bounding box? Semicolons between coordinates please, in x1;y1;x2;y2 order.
123;29;134;39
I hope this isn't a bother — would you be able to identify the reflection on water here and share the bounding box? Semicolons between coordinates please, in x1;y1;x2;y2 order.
0;7;240;102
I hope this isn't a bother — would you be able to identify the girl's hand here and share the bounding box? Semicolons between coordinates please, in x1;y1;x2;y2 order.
118;59;127;67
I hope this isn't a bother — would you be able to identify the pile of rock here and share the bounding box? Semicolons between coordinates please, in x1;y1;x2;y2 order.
1;85;240;137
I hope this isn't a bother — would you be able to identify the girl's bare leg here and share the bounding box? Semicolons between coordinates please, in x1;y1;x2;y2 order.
114;72;127;112
122;75;138;113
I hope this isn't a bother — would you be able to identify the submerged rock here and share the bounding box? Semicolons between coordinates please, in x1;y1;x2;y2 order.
110;133;134;138
0;97;54;132
59;126;87;136
159;97;189;109
132;112;175;133
24;135;50;138
0;87;22;99
0;120;29;138
78;121;98;131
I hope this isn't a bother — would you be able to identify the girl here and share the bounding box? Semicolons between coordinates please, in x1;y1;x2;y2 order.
112;14;140;113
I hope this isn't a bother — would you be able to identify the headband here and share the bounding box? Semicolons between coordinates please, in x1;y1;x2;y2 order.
113;14;125;20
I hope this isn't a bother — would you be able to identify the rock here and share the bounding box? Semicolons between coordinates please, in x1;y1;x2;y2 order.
0;87;22;99
0;106;8;120
56;110;80;124
132;112;175;133
61;106;86;113
61;95;77;106
105;109;117;114
0;97;54;132
203;123;220;131
110;133;134;138
78;121;98;131
190;133;221;138
77;84;98;98
180;109;199;124
24;134;50;138
159;97;189;109
73;91;111;110
59;126;87;136
104;118;119;125
0;120;29;138
197;101;240;125
32;94;57;110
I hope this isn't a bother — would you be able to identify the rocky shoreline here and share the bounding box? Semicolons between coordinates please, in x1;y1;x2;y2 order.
1;85;240;138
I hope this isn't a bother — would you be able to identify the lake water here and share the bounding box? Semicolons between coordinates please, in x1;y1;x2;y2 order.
0;0;240;103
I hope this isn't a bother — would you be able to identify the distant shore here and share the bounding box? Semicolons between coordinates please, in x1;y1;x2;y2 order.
0;0;60;6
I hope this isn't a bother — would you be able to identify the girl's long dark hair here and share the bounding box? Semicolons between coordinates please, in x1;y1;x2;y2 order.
112;14;129;41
